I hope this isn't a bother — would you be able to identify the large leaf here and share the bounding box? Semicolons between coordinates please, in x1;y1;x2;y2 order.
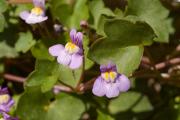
46;93;85;120
16;88;50;120
104;19;156;46
88;42;144;75
126;0;173;42
15;32;36;53
70;0;89;29
109;92;153;114
0;41;18;58
25;60;60;92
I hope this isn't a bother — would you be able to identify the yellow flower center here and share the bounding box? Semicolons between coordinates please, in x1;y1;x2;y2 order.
31;7;43;16
101;71;117;81
65;42;79;54
0;94;10;104
0;118;4;120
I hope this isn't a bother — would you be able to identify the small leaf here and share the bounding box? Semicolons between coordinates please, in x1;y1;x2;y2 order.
0;0;8;13
97;110;114;120
46;93;85;120
58;64;82;87
15;31;36;53
89;0;115;35
26;60;60;92
31;41;54;61
0;41;18;58
0;14;6;32
109;92;153;114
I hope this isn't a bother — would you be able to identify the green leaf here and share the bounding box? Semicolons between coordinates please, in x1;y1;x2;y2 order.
46;93;85;120
0;0;8;13
50;0;72;27
109;92;153;114
104;19;155;46
16;88;50;120
0;41;18;58
15;32;36;53
89;0;114;35
58;64;82;87
97;110;114;120
88;42;144;75
0;14;6;32
83;36;94;70
126;0;173;42
31;41;54;61
26;60;60;92
70;0;89;29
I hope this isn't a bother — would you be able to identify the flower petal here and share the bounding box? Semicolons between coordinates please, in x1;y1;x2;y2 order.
92;77;106;97
57;50;71;66
20;11;30;20
25;14;48;24
49;44;64;57
70;29;77;42
33;0;45;8
105;83;120;98
75;32;83;47
69;54;83;69
116;74;130;92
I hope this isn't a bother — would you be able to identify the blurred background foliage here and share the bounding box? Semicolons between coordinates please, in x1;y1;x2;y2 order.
0;0;179;120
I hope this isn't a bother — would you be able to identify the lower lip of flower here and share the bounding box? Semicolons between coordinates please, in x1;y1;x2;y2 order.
31;7;43;16
0;94;10;104
101;71;117;82
65;42;80;54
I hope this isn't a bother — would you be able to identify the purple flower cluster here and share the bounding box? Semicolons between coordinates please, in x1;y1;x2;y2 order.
20;0;48;24
92;63;130;98
0;88;18;120
49;29;83;69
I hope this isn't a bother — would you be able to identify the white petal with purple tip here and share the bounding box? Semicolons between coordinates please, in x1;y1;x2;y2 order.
20;11;30;20
117;74;130;92
49;44;64;57
69;54;83;69
57;50;71;66
25;14;48;24
92;77;106;97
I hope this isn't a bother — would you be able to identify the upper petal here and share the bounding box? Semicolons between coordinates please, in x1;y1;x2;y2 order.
92;77;106;97
70;29;77;42
116;74;130;92
33;0;45;9
20;11;30;20
75;32;83;47
105;83;120;98
49;44;64;57
69;54;83;69
57;50;71;66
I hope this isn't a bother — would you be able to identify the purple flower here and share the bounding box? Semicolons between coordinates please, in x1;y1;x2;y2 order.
0;87;17;120
20;0;47;24
0;88;14;113
2;113;18;120
92;63;130;98
49;29;83;69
